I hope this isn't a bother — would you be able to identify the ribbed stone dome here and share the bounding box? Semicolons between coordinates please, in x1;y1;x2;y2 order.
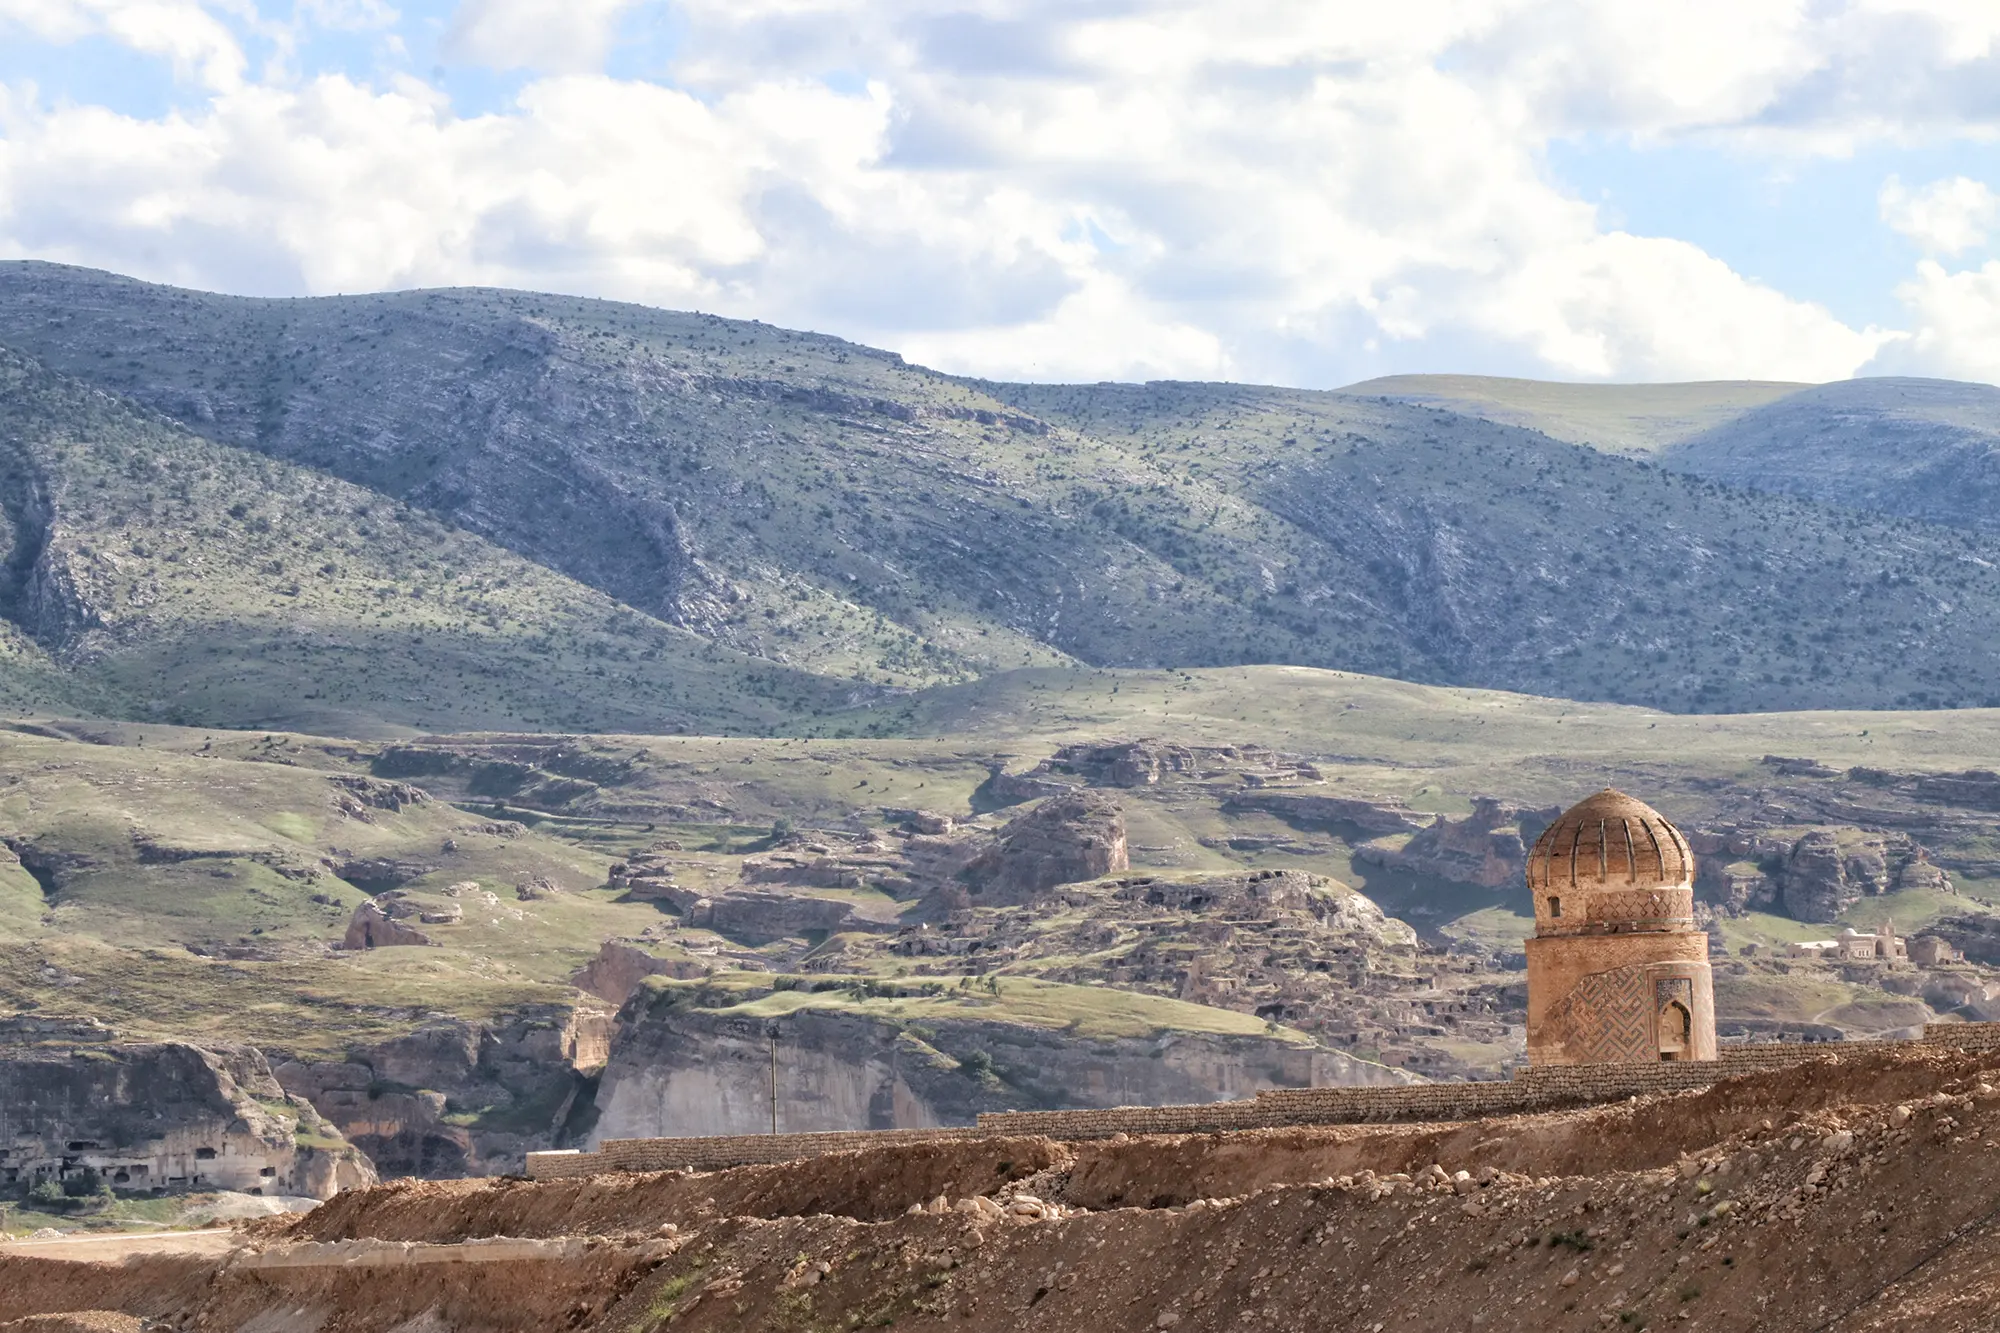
1526;789;1695;934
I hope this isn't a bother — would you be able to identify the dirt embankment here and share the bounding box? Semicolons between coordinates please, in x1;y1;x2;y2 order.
5;1044;2000;1332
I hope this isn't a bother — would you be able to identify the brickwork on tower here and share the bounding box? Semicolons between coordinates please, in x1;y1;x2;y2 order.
524;1021;2000;1178
1523;789;1718;1066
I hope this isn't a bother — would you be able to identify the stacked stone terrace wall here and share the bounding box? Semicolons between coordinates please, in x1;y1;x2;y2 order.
528;1127;986;1178
526;1022;2000;1179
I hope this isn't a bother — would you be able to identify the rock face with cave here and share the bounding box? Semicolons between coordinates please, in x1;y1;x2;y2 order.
1524;789;1716;1066
0;1016;376;1200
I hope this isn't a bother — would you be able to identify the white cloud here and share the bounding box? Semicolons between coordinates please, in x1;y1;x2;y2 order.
1471;232;1892;381
1877;257;2000;382
1;0;246;89
1880;174;1999;256
0;73;858;298
2;0;1998;385
442;0;638;74
900;272;1232;383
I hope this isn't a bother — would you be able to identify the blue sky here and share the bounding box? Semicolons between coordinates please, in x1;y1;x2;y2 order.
3;0;1999;387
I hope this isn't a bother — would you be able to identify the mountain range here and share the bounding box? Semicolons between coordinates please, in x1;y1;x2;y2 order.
1;261;1998;732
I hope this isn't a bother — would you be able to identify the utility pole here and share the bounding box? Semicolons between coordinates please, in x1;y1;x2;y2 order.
768;1022;779;1136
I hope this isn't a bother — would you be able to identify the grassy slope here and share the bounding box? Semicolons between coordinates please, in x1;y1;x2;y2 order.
0;349;854;735
0;721;676;1056
1341;374;1809;454
648;971;1315;1043
0;717;1332;1060
881;664;2000;776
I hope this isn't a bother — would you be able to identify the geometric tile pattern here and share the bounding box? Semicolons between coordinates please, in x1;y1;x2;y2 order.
1543;965;1660;1065
1585;888;1695;927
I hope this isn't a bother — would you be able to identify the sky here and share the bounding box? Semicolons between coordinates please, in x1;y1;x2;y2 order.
2;1;1998;388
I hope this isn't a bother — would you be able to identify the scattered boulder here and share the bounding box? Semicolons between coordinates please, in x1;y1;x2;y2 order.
573;939;711;1006
340;899;434;949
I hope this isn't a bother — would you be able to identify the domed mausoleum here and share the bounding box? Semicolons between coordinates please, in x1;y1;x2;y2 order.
1524;789;1716;1066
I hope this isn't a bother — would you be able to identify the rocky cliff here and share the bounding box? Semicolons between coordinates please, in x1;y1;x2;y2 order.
273;1004;613;1178
1353;798;1557;889
590;979;1411;1143
1685;820;1955;922
0;1016;374;1199
957;791;1128;906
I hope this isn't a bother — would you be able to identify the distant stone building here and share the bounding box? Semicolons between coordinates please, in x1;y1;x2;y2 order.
1524;789;1717;1066
1909;935;1961;966
1790;923;1909;961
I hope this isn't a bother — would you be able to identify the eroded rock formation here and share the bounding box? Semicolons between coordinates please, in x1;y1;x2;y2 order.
0;1016;374;1199
273;1006;613;1178
958;792;1128;905
1353;798;1558;889
589;980;1410;1142
339;897;434;949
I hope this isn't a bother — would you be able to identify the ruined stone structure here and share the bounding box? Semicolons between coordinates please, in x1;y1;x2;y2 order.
1791;923;1911;960
1524;789;1717;1066
0;1016;375;1199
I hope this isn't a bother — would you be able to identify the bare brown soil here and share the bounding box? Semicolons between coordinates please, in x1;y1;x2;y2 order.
5;1044;2000;1332
0;1316;150;1333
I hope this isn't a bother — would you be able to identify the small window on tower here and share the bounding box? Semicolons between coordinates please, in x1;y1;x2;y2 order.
1549;895;1562;918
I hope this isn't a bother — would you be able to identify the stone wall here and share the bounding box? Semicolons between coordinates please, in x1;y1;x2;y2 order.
526;1021;2000;1179
528;1127;989;1177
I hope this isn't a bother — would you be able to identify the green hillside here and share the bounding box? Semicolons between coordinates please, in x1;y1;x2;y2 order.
1346;373;2000;538
3;664;1996;1084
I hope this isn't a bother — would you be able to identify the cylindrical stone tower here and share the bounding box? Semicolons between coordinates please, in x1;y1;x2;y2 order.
1523;788;1716;1066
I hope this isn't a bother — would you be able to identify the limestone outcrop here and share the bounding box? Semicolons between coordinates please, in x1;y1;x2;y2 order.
881;870;1479;1074
0;1016;374;1199
954;792;1128;905
1353;798;1557;889
339;897;435;949
1927;914;2000;966
1221;789;1430;837
589;981;1411;1143
1683;821;1955;922
979;740;1324;805
273;1005;612;1178
573;939;713;1007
